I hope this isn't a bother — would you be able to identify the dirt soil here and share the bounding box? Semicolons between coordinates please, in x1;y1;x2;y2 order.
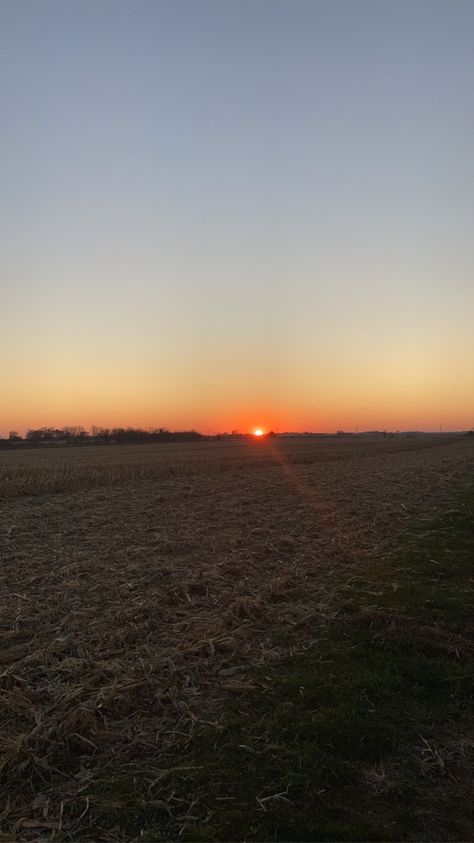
1;435;474;839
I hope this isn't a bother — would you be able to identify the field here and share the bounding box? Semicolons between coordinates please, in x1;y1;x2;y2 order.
1;435;474;841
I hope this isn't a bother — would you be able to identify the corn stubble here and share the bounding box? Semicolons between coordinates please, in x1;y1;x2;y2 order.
0;434;473;839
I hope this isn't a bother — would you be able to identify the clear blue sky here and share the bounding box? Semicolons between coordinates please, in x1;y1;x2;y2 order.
1;0;474;433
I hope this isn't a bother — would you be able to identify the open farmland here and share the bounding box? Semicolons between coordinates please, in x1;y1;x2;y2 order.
1;435;474;841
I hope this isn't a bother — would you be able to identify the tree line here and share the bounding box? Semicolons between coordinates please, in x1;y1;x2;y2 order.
1;426;205;448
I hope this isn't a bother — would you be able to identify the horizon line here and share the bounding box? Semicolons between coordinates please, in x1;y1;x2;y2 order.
2;425;473;440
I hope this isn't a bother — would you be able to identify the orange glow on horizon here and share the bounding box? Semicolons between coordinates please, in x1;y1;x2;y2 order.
3;369;474;437
254;428;264;437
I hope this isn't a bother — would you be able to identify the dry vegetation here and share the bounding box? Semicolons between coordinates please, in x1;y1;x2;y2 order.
1;434;474;840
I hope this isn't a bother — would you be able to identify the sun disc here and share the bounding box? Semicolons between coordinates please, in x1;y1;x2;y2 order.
254;428;264;437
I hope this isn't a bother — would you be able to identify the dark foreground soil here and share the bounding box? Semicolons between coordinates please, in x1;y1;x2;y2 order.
1;435;474;840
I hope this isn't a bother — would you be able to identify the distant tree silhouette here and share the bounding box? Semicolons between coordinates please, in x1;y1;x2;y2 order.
7;425;205;448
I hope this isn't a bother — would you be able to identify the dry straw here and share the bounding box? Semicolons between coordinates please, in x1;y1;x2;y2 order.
0;435;473;839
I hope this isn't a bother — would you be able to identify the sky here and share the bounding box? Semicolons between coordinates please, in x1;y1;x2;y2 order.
1;0;474;435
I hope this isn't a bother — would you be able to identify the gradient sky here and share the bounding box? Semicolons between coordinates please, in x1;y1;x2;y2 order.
1;0;474;434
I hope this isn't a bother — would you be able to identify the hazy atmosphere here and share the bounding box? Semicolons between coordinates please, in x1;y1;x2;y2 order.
2;0;474;433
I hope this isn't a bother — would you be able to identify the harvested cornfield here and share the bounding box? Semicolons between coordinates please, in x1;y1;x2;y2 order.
1;435;474;840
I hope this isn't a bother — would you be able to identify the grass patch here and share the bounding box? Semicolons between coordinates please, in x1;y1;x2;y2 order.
362;488;474;624
173;635;473;842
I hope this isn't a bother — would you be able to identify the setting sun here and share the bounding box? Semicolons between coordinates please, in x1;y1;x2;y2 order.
254;428;264;437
